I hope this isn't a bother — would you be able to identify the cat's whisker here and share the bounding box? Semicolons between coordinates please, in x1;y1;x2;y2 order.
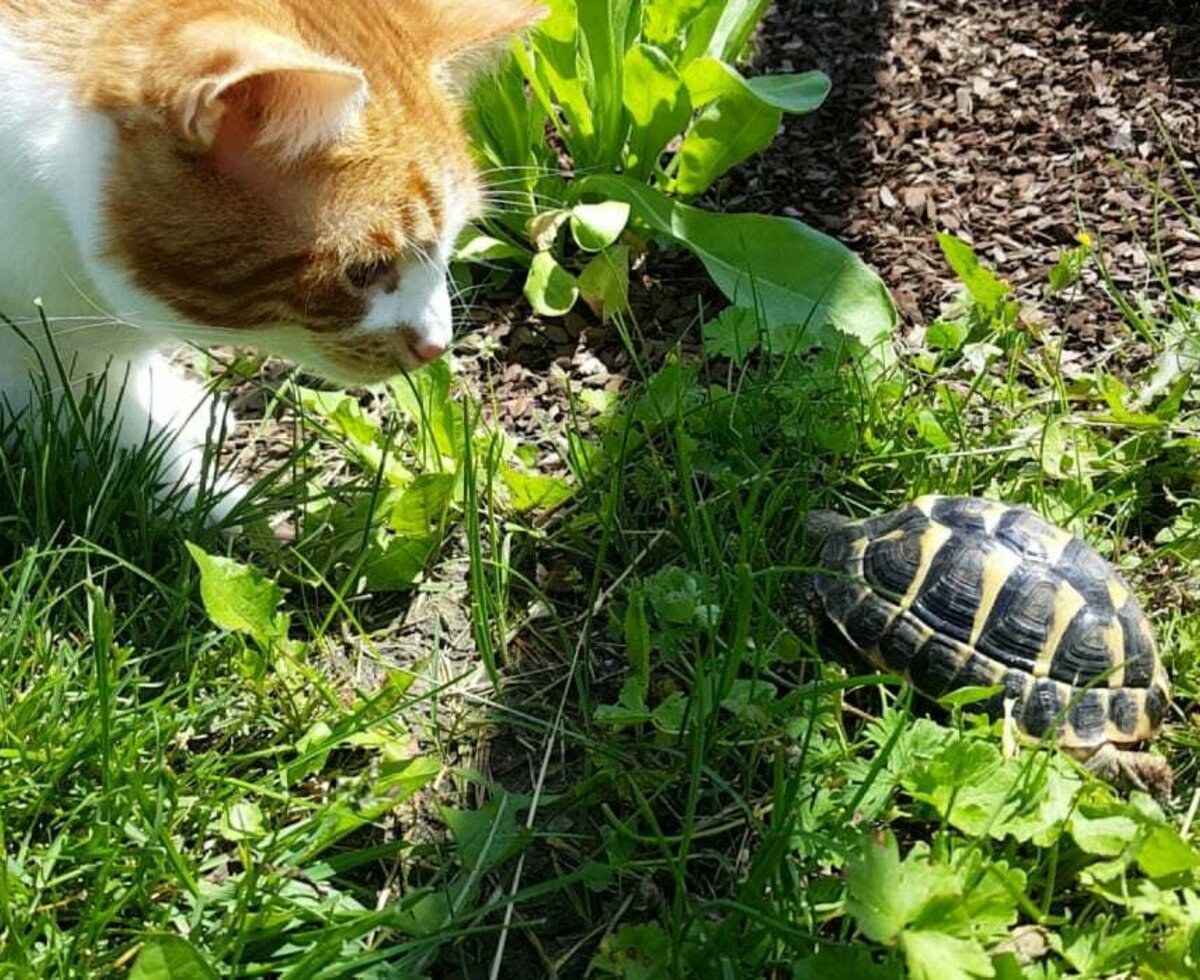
481;184;567;198
482;193;571;210
481;196;565;210
479;164;567;178
481;161;612;180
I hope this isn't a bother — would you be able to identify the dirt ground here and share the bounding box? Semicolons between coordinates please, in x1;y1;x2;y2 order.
748;0;1200;333
450;0;1200;468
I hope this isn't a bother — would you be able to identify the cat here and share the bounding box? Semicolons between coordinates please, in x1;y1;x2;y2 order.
0;0;541;516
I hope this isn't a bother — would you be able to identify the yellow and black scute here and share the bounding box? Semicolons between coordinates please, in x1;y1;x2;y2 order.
805;495;1171;753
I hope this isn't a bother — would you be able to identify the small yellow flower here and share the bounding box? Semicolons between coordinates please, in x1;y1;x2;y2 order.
1076;231;1093;248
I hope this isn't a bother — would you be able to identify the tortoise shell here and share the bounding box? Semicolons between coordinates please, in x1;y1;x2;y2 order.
806;495;1170;749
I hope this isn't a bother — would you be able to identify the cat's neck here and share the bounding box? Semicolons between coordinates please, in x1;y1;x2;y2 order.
0;16;203;368
0;18;176;379
0;21;106;312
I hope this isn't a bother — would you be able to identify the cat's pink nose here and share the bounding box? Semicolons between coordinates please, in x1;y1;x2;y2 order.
401;330;447;365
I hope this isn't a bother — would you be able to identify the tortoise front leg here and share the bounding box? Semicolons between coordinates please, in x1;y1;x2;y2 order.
1083;743;1174;803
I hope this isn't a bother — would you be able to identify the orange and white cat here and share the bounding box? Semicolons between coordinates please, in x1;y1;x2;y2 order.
0;0;539;512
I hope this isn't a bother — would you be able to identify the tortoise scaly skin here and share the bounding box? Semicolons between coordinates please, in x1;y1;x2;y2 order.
805;495;1173;799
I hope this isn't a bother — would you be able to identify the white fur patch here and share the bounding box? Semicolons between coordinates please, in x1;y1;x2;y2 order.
356;175;471;350
0;23;237;512
361;262;453;350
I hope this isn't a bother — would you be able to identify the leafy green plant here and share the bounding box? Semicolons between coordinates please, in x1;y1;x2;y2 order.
295;359;574;594
463;0;896;352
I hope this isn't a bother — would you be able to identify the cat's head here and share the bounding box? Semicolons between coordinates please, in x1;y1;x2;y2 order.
78;0;542;383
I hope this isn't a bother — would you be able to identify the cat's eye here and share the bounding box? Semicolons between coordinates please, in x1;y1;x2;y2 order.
345;258;394;292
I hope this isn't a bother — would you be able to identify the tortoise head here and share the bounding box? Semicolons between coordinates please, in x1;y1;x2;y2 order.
805;510;850;549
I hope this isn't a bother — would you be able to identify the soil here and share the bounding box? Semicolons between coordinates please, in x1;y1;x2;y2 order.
460;0;1200;454
743;0;1200;339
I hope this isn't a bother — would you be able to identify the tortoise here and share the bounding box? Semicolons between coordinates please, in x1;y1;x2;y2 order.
804;494;1173;798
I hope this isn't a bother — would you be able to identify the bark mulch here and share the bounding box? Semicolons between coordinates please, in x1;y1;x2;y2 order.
744;0;1200;344
466;0;1200;449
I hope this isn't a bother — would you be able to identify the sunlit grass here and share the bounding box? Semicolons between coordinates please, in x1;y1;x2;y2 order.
4;186;1200;976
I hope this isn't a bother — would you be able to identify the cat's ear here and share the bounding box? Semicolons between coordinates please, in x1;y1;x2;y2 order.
173;22;367;161
419;0;547;63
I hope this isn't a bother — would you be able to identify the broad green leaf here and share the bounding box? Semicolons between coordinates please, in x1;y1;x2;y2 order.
937;232;1010;308
455;225;527;264
595;675;653;729
299;389;380;454
570;202;631;252
1062;916;1145;976
651;692;687;734
900;931;994;980
1048;241;1091;294
524;251;580;316
218;801;265;842
291;720;335;782
1153;371;1191;422
576;0;633;169
534;0;578;45
847;830;1021;974
580;387;618;414
643;0;713;57
674;92;780;195
578;245;631;321
500;465;575;512
395;883;464;939
645;566;709;625
684;58;829;115
702;307;762;364
581;176;897;353
952;851;1024;936
1069;804;1140;858
526;0;593;155
185;544;284;645
846;832;911;943
631;360;702;426
623;44;692;179
526;209;571;251
915;409;952;450
748;72;832;114
720;679;777;720
390;473;456;536
926;320;970;352
624;588;651;685
441;792;532;874
129;937;219;980
374;754;440;803
1136;825;1200;879
299;387;413;484
1095;372;1164;428
707;0;773;62
592;922;672;980
901;738;1080;846
363;534;439;592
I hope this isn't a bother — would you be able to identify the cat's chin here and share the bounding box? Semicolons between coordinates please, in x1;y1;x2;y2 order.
277;333;439;387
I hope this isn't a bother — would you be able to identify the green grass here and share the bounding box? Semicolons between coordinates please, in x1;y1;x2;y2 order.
4;191;1200;978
